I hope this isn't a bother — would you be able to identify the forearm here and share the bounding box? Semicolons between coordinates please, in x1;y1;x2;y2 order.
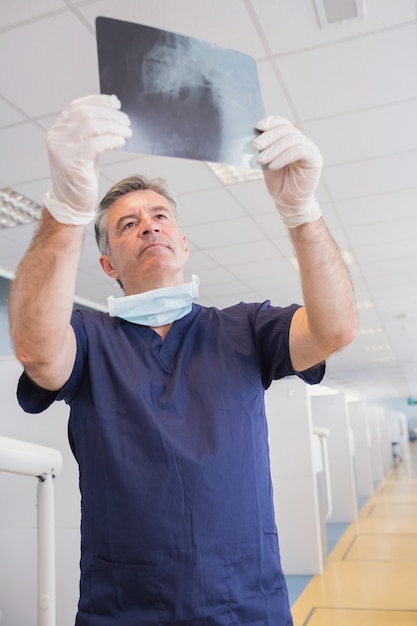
290;218;357;353
8;210;84;387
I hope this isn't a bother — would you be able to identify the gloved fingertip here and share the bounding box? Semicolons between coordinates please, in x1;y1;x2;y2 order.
254;153;266;167
255;115;295;132
251;137;259;151
254;117;268;131
252;134;269;153
109;94;122;109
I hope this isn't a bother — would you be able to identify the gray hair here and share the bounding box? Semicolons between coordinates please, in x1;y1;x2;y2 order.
94;174;177;255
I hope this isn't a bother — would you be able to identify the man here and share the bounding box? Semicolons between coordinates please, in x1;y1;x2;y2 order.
9;95;356;625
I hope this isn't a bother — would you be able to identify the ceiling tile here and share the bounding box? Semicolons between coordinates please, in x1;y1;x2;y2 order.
324;151;417;200
256;60;295;119
228;179;274;215
11;178;50;206
79;239;101;271
228;257;292;280
303;99;417;165
347;215;417;247
357;307;384;329
0;236;28;273
0;97;28;127
194;266;237;286
198;289;261;310
252;0;416;55
257;283;304;306
347;268;372;300
276;24;417;119
0;223;38;246
176;188;246;227
0;12;98;117
0;123;49;184
205;239;283;266
250;211;291;240
353;238;417;263
199;278;254;299
366;269;416;293
185;215;267;249
187;249;218;271
336;188;417;227
361;256;417;279
1;0;65;30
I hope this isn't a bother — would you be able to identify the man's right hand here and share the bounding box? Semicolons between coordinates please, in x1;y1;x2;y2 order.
44;94;132;225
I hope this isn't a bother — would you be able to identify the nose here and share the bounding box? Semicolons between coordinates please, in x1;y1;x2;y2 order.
140;216;160;236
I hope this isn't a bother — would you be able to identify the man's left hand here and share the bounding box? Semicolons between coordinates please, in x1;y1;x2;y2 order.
253;116;323;229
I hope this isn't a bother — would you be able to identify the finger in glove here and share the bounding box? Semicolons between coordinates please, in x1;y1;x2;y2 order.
253;116;322;172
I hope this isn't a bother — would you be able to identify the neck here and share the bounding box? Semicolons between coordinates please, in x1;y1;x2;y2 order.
124;276;185;296
152;323;172;341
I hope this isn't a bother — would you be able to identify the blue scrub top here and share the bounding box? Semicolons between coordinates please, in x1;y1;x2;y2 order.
18;301;324;625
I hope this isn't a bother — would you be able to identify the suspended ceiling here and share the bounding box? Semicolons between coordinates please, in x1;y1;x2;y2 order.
0;0;416;401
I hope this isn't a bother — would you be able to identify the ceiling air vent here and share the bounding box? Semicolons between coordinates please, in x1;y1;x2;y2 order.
314;0;366;28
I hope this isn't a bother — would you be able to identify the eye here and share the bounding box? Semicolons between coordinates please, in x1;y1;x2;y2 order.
122;220;136;230
155;213;168;220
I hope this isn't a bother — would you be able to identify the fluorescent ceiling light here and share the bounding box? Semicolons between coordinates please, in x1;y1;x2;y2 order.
364;344;391;352
341;249;356;266
206;162;264;184
288;256;300;271
356;300;375;310
357;327;383;335
371;356;397;363
0;188;42;229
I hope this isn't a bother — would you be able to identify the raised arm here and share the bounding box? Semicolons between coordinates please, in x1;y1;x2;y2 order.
253;116;357;372
8;95;132;390
9;214;83;391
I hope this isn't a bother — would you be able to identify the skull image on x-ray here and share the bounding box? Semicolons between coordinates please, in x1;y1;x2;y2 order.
97;17;264;167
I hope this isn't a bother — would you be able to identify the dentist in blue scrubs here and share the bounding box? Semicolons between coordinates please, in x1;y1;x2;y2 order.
9;95;357;625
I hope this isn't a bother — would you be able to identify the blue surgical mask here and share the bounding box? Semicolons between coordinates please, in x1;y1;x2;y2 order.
107;275;199;326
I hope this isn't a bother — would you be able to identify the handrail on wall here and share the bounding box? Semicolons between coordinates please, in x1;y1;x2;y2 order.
0;436;63;626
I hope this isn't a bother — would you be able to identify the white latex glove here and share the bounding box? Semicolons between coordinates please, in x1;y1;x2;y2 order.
253;116;323;229
44;94;132;225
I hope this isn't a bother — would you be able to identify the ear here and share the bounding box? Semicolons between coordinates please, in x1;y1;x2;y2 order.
99;255;120;281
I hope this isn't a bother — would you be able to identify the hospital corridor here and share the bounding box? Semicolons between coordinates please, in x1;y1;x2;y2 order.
1;1;417;625
289;441;417;626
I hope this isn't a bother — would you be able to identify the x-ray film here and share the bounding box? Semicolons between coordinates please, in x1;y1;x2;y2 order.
96;17;265;168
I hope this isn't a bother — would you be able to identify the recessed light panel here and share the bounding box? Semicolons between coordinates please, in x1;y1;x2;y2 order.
0;188;42;229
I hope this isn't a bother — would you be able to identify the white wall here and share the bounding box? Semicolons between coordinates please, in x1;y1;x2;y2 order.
0;357;80;626
266;377;325;575
367;403;386;485
348;401;374;499
311;393;358;523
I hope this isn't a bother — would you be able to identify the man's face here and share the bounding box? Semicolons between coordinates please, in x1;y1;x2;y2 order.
99;189;189;295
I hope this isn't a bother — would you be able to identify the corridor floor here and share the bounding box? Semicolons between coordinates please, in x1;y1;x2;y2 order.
290;440;417;625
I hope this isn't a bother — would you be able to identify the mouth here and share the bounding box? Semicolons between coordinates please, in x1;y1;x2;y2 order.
140;241;169;255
